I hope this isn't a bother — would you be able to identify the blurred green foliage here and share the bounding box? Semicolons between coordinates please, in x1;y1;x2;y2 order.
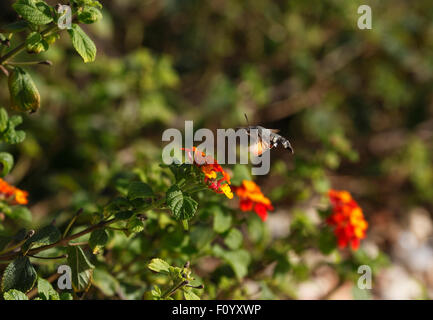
0;0;432;299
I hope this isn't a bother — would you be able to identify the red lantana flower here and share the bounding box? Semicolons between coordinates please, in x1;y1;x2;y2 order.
232;180;273;221
182;147;233;199
326;189;368;250
0;178;29;205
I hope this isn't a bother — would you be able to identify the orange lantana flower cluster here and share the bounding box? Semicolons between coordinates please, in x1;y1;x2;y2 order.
183;147;233;199
232;180;274;221
0;178;29;205
326;189;368;250
182;147;275;220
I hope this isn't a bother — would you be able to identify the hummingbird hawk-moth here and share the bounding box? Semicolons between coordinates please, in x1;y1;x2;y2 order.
239;114;294;156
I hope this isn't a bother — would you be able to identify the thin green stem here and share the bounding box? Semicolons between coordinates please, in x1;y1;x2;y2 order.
0;218;117;261
27;254;67;260
161;280;188;299
6;60;52;66
0;230;34;256
0;24;58;65
62;208;83;238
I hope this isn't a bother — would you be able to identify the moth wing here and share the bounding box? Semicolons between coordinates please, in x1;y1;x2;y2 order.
269;129;280;134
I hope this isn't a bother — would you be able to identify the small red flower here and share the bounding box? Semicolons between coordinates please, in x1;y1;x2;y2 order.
0;178;29;205
326;189;368;250
182;147;233;199
233;180;273;221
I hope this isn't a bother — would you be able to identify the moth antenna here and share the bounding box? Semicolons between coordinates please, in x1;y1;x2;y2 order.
244;113;250;127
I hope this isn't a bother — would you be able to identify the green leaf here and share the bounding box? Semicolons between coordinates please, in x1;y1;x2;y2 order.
213;206;232;233
71;0;102;9
190;226;214;250
224;228;243;250
151;285;162;299
92;269;119;297
12;0;53;25
127;182;154;200
115;210;134;220
68;24;97;63
148;258;170;274
37;277;59;300
77;7;102;24
25;31;48;53
0;152;14;177
25;32;42;46
213;246;251;280
0;21;29;33
67;246;95;292
0;108;8;132
183;289;200;300
59;292;73;300
226;250;251;280
125;216;145;236
8;206;32;224
0;113;26;144
89;228;108;254
166;185;198;221
1;256;37;293
104;197;131;214
22;224;61;252
231;164;252;186
8;67;40;113
3;129;25;144
3;289;28;300
318;227;337;255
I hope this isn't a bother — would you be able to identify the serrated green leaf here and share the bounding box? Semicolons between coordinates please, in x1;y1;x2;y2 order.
166;185;198;221
68;24;96;63
3;289;28;300
77;7;102;24
1;256;37;293
183;289;200;300
125;216;145;236
0;152;14;177
89;228;108;254
127;181;154;200
37;277;59;300
22;224;61;252
12;0;53;25
67;246;95;292
8;67;40;113
148;258;170;274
